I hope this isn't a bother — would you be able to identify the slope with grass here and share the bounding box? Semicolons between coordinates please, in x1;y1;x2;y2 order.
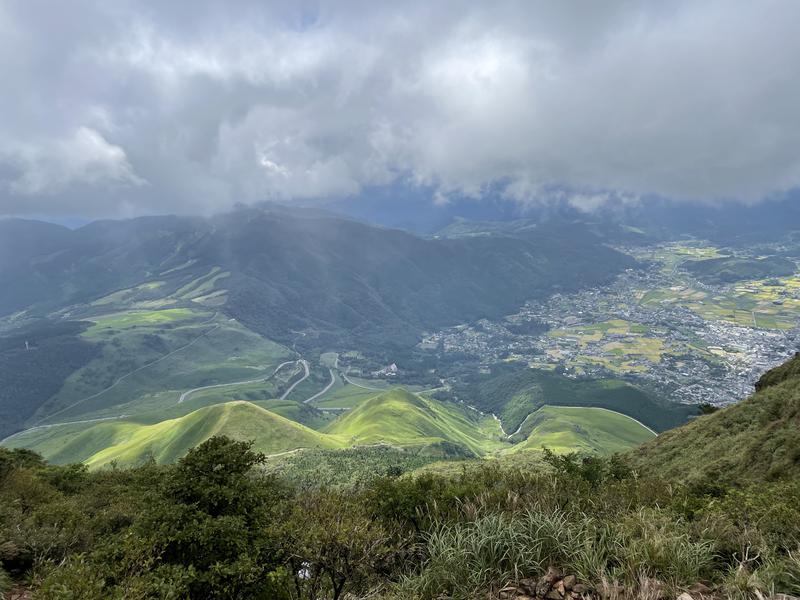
30;309;294;425
324;389;506;457
456;367;696;434
629;353;800;483
510;406;655;455
30;401;344;468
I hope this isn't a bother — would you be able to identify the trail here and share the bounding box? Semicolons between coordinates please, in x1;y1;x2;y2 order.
542;405;658;436
1;414;131;445
280;360;310;400
37;319;221;424
303;368;335;404
178;360;295;404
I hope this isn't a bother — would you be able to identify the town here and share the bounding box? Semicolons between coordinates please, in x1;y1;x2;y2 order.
421;244;800;406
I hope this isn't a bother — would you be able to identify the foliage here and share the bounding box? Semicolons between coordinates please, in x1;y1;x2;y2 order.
684;255;796;284
0;320;100;438
630;355;800;484
3;430;800;599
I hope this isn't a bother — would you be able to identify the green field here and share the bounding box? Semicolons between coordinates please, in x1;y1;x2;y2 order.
312;382;381;408
510;406;655;455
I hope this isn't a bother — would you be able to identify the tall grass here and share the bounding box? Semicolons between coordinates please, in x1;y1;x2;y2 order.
397;506;718;600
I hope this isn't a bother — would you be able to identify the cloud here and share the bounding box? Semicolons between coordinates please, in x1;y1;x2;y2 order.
0;0;799;216
3;127;144;195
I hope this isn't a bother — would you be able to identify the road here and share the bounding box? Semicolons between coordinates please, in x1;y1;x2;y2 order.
303;368;335;404
340;372;383;391
178;360;296;404
280;360;310;400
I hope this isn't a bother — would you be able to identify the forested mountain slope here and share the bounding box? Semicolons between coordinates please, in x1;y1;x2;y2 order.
0;206;633;354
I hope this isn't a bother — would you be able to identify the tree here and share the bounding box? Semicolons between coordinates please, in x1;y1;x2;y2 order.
280;490;400;600
128;436;287;599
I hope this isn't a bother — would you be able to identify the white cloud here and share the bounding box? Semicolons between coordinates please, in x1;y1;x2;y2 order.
0;0;799;216
3;127;144;195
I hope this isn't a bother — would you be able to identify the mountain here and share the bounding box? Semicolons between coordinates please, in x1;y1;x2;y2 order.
43;401;341;468
0;206;634;355
628;353;800;483
324;388;503;456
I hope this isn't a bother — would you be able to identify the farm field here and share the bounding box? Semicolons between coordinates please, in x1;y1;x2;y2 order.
546;318;666;374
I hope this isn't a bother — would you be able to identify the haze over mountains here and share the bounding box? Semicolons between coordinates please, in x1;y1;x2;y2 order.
0;205;632;349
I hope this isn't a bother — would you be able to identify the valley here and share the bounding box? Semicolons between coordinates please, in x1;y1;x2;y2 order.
423;240;800;407
1;212;798;473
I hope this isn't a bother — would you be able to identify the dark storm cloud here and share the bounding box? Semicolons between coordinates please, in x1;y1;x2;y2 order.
1;0;799;217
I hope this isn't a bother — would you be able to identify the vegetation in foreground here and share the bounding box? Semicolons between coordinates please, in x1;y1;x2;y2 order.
2;432;799;600
2;355;799;600
630;352;800;484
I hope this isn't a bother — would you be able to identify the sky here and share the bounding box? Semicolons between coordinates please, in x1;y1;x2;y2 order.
1;0;799;218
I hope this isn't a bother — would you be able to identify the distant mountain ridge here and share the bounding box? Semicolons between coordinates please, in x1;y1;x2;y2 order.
0;206;634;353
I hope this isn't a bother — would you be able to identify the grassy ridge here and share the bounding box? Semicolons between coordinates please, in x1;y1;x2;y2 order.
7;388;662;467
458;368;695;433
511;406;655;455
324;389;507;456
77;402;342;468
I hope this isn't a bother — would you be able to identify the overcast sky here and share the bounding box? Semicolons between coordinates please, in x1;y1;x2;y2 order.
1;0;799;218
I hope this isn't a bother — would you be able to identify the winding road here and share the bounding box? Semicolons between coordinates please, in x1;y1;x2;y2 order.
178;360;296;404
279;360;310;400
340;372;383;391
303;368;336;404
33;317;222;425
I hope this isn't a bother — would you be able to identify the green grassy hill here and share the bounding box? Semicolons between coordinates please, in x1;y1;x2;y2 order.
324;389;506;456
456;368;696;433
629;354;800;483
510;406;655;455
5;385;673;468
37;402;343;468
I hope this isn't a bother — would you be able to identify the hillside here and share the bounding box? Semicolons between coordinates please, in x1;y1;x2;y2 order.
683;254;796;283
324;389;504;456
629;353;800;483
510;406;655;455
24;401;342;468
455;367;696;433
0;207;634;354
